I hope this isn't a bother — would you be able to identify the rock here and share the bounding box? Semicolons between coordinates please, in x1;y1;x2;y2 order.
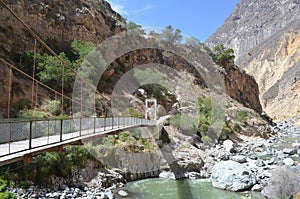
159;171;175;179
186;172;202;179
267;157;281;165
231;155;247;163
292;143;300;149
251;184;263;192
223;140;234;152
117;190;128;197
249;154;258;160
277;151;289;158
283;158;295;166
211;160;257;191
283;148;297;155
255;159;265;167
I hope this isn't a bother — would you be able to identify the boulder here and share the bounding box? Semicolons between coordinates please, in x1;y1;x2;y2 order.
117;190;128;197
212;160;256;191
231;155;247;163
283;158;295;166
159;171;175;179
223;140;234;153
283;148;297;155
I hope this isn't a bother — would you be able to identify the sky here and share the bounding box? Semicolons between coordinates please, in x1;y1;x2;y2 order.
107;0;241;42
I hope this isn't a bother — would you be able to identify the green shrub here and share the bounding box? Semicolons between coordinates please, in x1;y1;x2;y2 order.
46;100;61;116
169;113;198;135
0;177;8;192
56;114;68;119
18;109;47;119
122;107;142;118
102;131;157;152
201;135;212;143
19;181;31;189
0;191;17;199
236;110;248;123
0;177;16;199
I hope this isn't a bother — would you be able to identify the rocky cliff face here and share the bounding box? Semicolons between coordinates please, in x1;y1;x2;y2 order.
0;0;125;117
221;65;262;114
206;0;300;124
0;0;125;59
0;0;264;121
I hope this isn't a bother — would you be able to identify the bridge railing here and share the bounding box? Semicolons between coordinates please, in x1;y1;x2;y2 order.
0;117;156;157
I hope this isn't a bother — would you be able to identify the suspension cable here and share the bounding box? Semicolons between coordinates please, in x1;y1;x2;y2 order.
0;0;99;94
0;58;82;106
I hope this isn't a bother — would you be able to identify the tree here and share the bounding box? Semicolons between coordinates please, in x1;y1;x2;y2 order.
36;52;74;90
36;40;96;92
126;21;145;35
161;25;183;44
213;44;235;67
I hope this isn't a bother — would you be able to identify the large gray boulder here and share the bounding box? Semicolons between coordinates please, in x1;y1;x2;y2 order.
212;160;256;191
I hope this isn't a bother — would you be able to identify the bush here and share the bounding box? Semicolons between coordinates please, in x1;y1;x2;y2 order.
102;131;157;152
264;166;300;199
18;109;47;119
46;100;61;116
169;113;198;135
0;177;16;199
236;110;248;123
0;192;16;199
201;135;212;143
122;107;142;118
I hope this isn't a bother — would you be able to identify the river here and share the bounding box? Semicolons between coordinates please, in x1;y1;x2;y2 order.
115;178;265;199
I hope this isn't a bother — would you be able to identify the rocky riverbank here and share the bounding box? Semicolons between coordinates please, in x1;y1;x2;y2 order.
7;121;300;199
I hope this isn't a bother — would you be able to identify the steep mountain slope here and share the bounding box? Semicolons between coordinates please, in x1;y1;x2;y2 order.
0;0;269;137
0;0;125;117
206;0;300;124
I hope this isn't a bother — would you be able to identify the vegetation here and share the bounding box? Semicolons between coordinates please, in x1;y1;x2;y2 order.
45;100;61;116
170;96;232;143
212;44;235;67
236;110;248;123
0;177;16;199
161;25;183;44
3;146;97;187
133;68;173;102
18;109;47;119
122;107;142;118
19;40;96;94
103;131;157;152
169;113;198;136
126;21;145;35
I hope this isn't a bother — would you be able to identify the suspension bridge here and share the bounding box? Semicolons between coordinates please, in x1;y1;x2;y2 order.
0;117;157;167
0;1;159;167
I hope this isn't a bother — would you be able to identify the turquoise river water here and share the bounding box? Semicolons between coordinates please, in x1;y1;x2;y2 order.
115;178;266;199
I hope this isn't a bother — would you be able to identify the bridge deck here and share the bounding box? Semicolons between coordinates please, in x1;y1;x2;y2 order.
0;117;156;166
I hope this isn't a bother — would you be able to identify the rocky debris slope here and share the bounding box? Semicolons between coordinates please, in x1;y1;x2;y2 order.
206;0;300;123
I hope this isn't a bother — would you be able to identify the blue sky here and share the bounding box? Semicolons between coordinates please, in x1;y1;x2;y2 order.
107;0;240;42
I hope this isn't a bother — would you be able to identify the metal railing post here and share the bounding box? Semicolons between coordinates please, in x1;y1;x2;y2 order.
94;117;96;134
29;121;32;149
112;116;114;129
60;119;63;142
80;118;82;136
104;117;106;131
9;122;11;154
47;120;50;144
118;117;120;128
